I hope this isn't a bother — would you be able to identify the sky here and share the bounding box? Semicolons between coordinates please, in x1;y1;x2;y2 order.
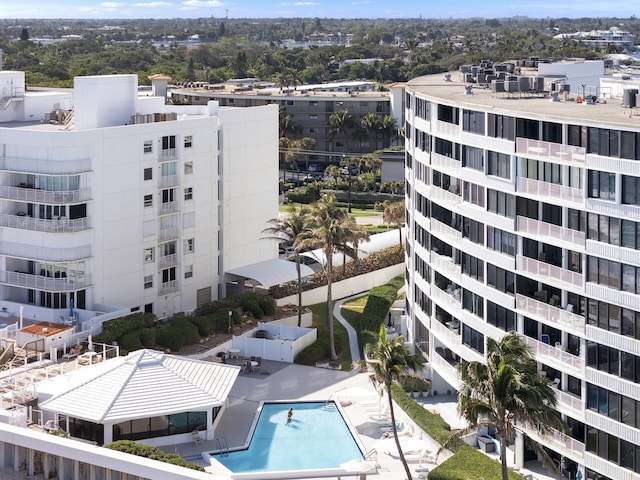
0;0;637;20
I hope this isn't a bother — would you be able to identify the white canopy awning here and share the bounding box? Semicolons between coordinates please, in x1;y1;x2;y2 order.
226;258;314;288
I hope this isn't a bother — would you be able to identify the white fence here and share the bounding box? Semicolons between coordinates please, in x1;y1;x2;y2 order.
230;322;317;363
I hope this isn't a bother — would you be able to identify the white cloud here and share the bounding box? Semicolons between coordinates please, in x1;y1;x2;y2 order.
293;1;320;4
100;2;127;7
132;2;174;6
182;0;225;6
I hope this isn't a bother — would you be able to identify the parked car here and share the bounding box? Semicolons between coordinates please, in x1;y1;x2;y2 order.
302;173;324;183
308;164;322;173
341;165;360;175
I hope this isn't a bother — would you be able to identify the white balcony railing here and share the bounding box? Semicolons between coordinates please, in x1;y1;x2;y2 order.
429;351;462;391
430;185;462;210
516;255;584;289
158;254;179;269
159;148;178;161
158;175;180;189
521;424;584;460
555;389;585;417
0;156;92;175
430;319;461;345
0;214;89;233
429;218;461;244
0;186;91;204
158;226;179;242
159;280;179;295
158;201;179;216
516;138;586;165
431;286;462;313
524;336;583;373
517;177;584;204
430;252;461;281
516;216;585;248
0;271;91;291
0;242;91;262
515;294;585;334
430;152;461;172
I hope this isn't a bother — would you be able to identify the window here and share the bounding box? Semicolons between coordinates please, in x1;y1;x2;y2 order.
184;187;193;201
144;140;152;154
486;301;515;331
589;170;616;200
184;265;193;279
161;188;175;203
462;145;484;171
487;190;515;218
309;128;318;134
487;113;515;140
462;289;484;318
184;161;193;175
185;238;195;253
144;194;153;207
623;175;640;205
462;109;485;135
462;253;484;282
144;275;153;289
162;267;176;283
309;114;318;120
463;218;484;245
184;135;192;148
437;104;459;124
463;182;485;207
516;117;539;140
487;227;515;256
487;151;510;179
462;324;484;354
161;135;176;151
144;168;152;181
144;247;155;263
487;264;515;294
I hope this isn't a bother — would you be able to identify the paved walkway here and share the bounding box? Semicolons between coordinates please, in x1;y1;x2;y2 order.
333;296;363;363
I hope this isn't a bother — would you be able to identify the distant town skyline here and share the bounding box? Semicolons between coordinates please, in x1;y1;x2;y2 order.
0;0;637;21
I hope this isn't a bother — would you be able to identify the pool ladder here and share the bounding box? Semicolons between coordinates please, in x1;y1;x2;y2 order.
322;400;336;411
216;437;230;456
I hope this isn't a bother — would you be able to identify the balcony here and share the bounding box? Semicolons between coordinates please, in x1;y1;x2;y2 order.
523;336;583;375
432;120;459;138
0;186;91;204
158;226;179;242
158;201;179;216
159;280;179;295
0;156;91;175
158;254;179;269
516;216;585;249
159;148;178;161
158;175;180;189
430;318;461;345
516;138;586;165
521;424;584;461
430;251;461;282
430;218;461;245
430;185;462;211
429;349;462;391
516;255;584;289
0;214;89;233
517;177;583;204
431;285;462;314
555;389;584;419
0;242;91;262
515;294;585;335
430;152;461;172
0;271;91;292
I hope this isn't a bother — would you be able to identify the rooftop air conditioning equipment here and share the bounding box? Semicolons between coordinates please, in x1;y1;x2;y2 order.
623;89;638;108
550;92;560;102
471;66;479;75
506;80;519;93
464;85;474;95
464;73;474;83
491;80;505;93
459;65;470;73
444;74;452;82
476;73;486;84
519;76;530;92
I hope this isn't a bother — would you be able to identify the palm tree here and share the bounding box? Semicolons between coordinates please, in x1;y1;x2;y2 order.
383;201;405;246
360;112;382;148
262;206;310;327
369;325;423;480
328;109;355;141
455;332;565;480
338;217;370;275
299;193;350;360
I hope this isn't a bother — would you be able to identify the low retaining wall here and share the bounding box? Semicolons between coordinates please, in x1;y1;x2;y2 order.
275;263;404;307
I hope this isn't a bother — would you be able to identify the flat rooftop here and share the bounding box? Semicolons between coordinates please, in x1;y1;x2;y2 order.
407;71;640;129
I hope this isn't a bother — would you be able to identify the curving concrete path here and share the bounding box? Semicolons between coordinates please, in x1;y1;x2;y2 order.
333;294;366;364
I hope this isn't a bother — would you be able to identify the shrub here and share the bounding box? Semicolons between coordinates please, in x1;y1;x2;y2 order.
188;316;214;337
119;330;144;353
105;440;204;472
155;317;200;352
93;312;156;345
138;328;156;348
242;299;264;319
360;274;404;334
428;447;525;480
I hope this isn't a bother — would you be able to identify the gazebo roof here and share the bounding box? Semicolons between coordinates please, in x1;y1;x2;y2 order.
40;349;240;424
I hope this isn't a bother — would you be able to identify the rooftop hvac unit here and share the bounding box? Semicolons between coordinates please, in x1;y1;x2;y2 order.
464;73;475;83
531;77;545;91
464;85;474;95
471;66;479;75
518;76;530;92
476;73;486;84
623;89;638;108
505;80;519;93
505;63;515;73
491;80;505;93
459;65;470;73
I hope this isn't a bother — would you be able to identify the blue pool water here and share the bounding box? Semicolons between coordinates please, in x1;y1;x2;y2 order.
212;401;364;473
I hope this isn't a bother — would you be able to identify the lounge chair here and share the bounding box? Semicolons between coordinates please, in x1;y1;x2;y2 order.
192;430;204;446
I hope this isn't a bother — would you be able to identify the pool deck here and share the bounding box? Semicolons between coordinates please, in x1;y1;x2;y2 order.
165;362;557;480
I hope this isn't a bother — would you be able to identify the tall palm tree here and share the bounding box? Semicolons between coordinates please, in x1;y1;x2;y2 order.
360;112;382;148
369;325;423;480
262;206;310;327
383;201;405;246
338;217;370;275
456;332;565;480
299;193;349;360
328;109;355;141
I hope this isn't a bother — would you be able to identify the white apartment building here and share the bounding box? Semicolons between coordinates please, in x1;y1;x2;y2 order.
0;70;278;324
405;61;640;480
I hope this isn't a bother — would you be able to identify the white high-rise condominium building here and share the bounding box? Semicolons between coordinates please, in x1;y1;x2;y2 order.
0;70;278;322
404;60;640;480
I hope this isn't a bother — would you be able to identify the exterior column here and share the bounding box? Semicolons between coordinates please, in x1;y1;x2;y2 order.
42;452;49;480
514;430;524;468
27;448;34;476
58;455;64;480
90;463;96;480
13;444;19;472
73;459;79;480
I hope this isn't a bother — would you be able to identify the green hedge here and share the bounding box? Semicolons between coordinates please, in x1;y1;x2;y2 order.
93;312;156;345
155;317;201;352
105;440;204;472
428;447;525;480
360;274;404;334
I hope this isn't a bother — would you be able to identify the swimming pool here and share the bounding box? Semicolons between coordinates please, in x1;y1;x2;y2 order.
209;401;365;477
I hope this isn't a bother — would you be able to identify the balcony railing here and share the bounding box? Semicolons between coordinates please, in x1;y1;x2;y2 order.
430;185;462;210
0;271;91;291
0;156;91;175
158;226;179;242
516;138;586;165
521;424;584;460
429;218;461;244
431;285;462;313
159;280;179;295
524;336;583;373
516;255;584;289
517;177;584;204
0;242;91;262
555;389;584;417
517;216;585;248
430;152;461;171
516;294;585;334
430;319;461;346
158;254;179;269
158;201;179;216
430;251;461;281
157;175;180;189
0;186;91;204
0;214;89;233
429;350;462;390
159;148;178;161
